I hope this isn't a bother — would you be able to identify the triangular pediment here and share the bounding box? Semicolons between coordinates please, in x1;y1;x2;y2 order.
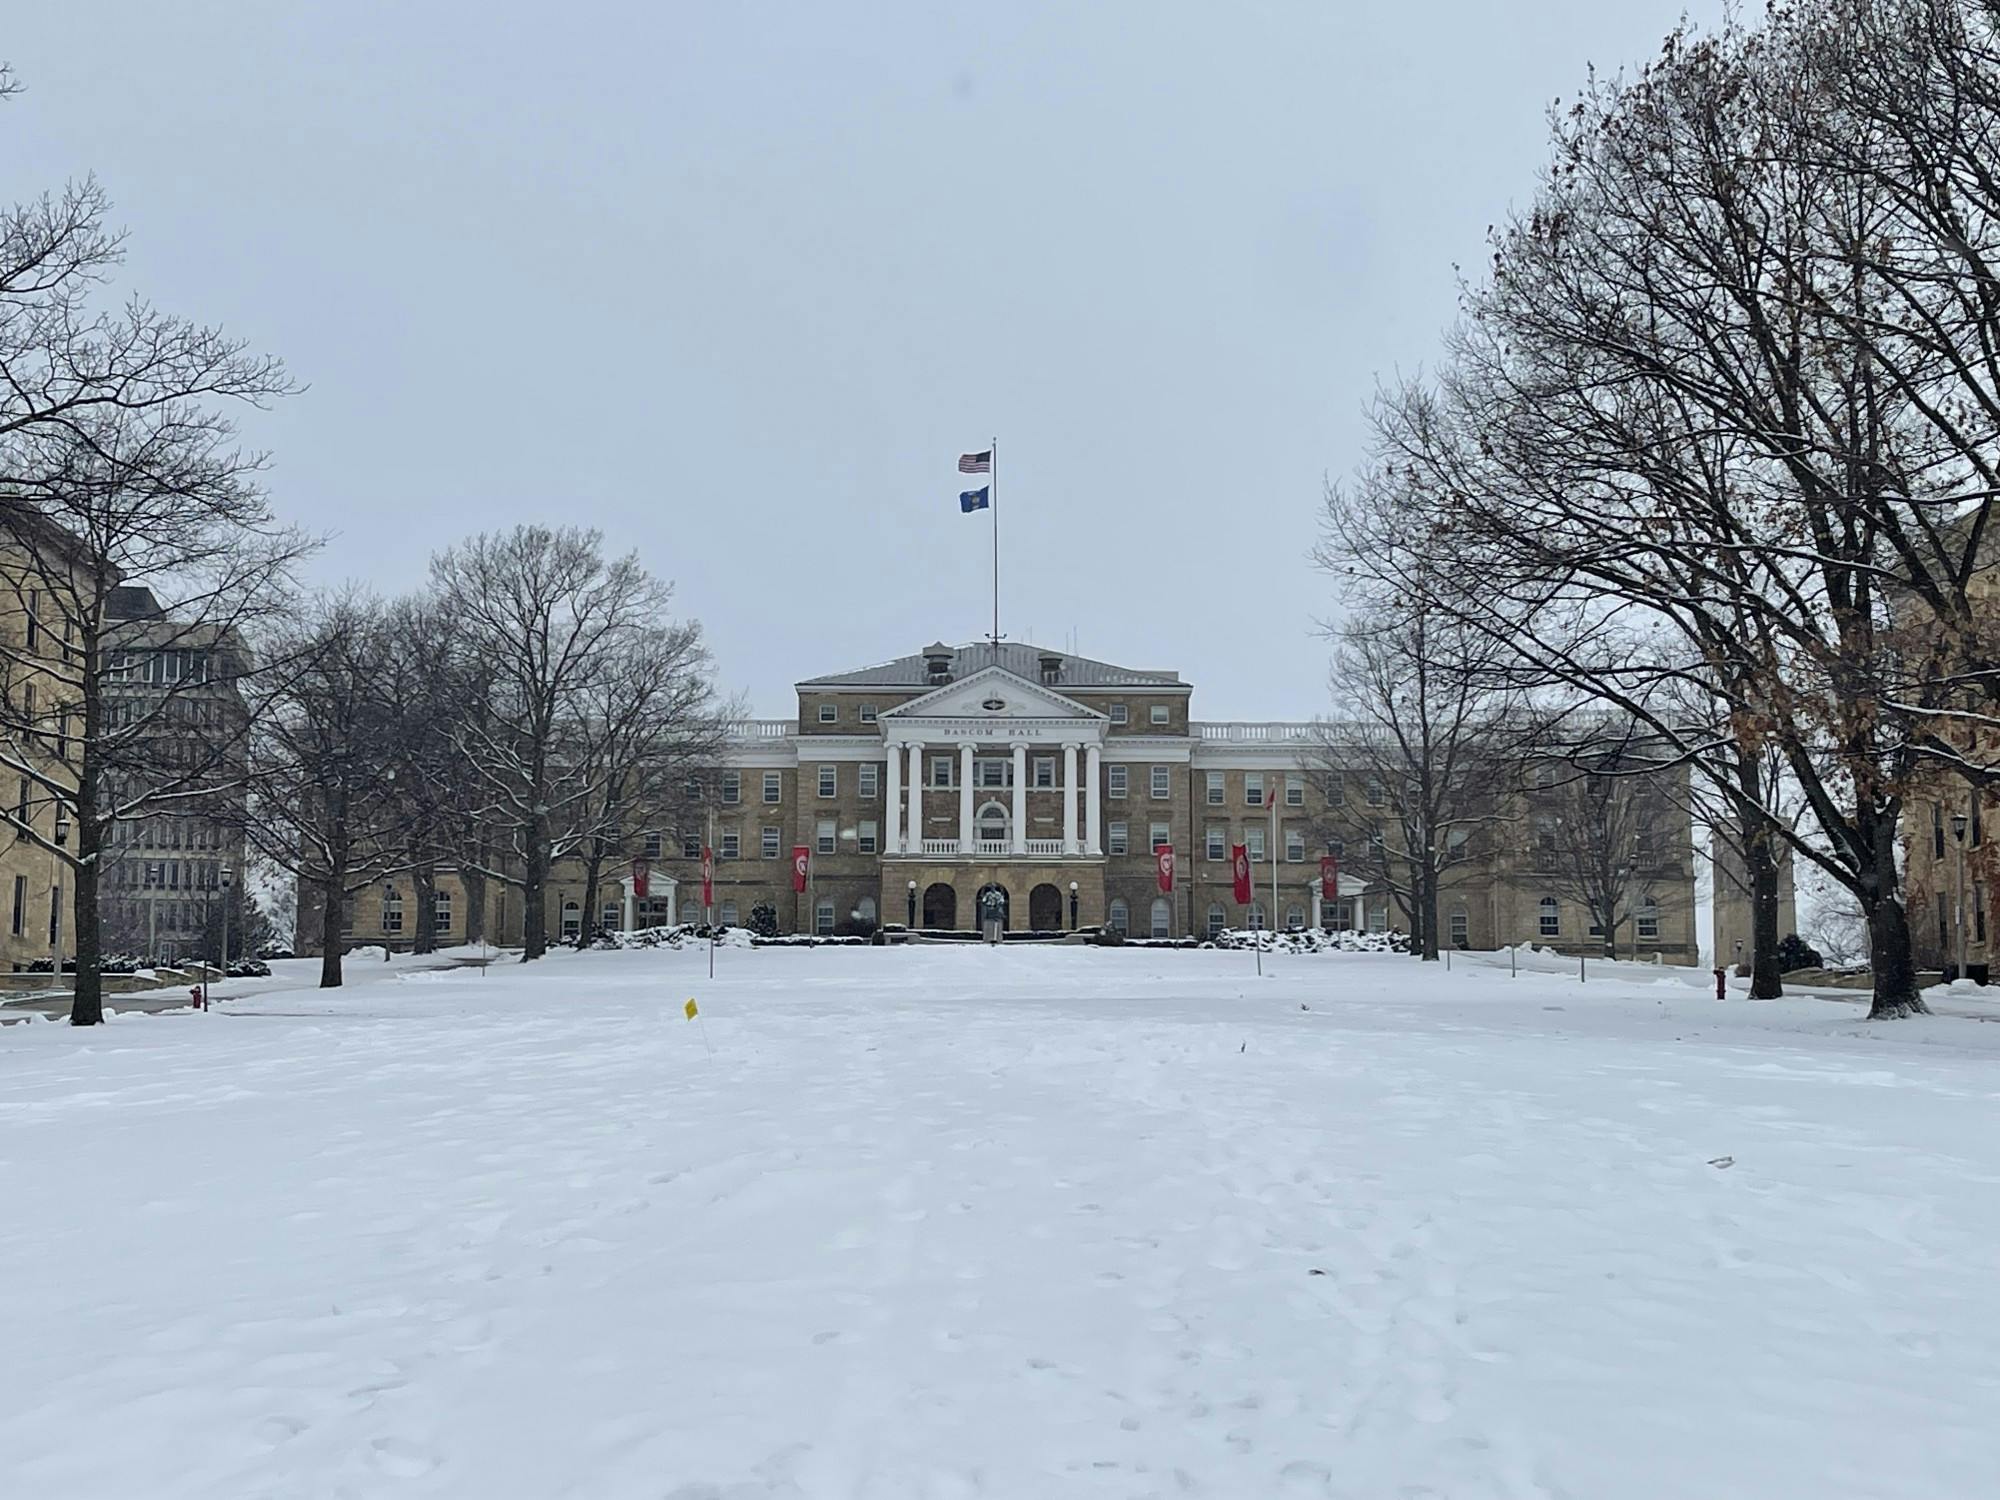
881;666;1105;722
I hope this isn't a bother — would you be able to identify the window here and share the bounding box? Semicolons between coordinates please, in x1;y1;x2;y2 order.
721;771;741;804
1539;897;1560;937
1368;903;1388;933
818;765;837;798
644;832;663;859
1325;774;1344;807
720;828;740;859
1246;826;1265;860
1108;765;1128;799
10;874;22;936
1108;820;1129;856
561;900;581;940
1939;889;1950;949
685;775;703;802
815;899;835;935
1150;897;1171;938
339;898;354;937
976;758;1012;789
1206;771;1225;805
1034;758;1055;788
1109;704;1129;725
1975;798;1985;848
1207;904;1226;937
48;883;60;949
24;591;37;651
816;819;836;855
859;820;878;854
1149;822;1171;853
1247;901;1265;929
859;704;877;724
1285;826;1305;863
681;834;701;859
434;890;453;934
1247;774;1266;806
1365;777;1386;807
720;900;739;926
1977;884;1988;944
1149;765;1169;799
859;763;879;798
818;703;838;723
1206;824;1226;860
1150;705;1169;726
1108;898;1130;935
1286;777;1304;806
1450;907;1468;946
931;757;956;789
1636;899;1660;941
1588;914;1605;938
1534;816;1557;855
976;801;1008;844
1285;907;1303;931
762;826;781;858
763;771;783;804
602;901;622;933
381;886;404;934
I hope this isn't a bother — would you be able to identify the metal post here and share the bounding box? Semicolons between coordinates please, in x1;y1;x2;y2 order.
1954;809;1970;981
220;863;234;985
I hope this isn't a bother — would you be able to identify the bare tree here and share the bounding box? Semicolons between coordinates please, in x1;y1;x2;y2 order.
430;527;667;961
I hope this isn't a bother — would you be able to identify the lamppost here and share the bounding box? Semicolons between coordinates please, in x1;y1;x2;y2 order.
906;878;917;929
51;814;68;973
145;861;160;963
1952;808;1970;981
220;863;234;980
1068;879;1078;931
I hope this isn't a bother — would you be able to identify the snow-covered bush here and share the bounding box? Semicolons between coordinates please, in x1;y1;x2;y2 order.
1207;927;1411;955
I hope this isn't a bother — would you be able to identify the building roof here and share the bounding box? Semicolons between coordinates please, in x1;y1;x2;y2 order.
798;641;1184;690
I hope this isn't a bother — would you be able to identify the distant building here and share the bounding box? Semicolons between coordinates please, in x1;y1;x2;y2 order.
309;640;1699;960
95;587;251;962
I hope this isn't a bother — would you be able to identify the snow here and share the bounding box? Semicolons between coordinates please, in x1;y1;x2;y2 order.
5;946;1999;1498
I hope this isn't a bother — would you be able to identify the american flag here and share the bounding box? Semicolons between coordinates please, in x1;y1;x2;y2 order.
958;449;992;474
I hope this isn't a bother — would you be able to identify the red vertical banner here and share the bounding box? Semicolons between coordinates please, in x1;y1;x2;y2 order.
700;846;714;909
1319;854;1337;903
791;846;810;894
1231;844;1251;905
632;858;650;900
1155;844;1175;894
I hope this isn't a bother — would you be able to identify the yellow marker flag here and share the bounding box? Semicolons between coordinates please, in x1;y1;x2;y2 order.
685;998;699;1020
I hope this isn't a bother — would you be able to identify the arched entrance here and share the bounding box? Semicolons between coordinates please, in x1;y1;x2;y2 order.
1028;882;1063;932
921;882;958;930
975;882;1010;932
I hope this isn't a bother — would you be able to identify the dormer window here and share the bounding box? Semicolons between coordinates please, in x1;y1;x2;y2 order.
1038;652;1063;685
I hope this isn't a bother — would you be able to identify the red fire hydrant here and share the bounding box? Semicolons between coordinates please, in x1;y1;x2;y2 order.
190;984;205;1011
1712;967;1726;1001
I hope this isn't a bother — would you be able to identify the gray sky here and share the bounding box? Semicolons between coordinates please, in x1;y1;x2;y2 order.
7;1;1719;718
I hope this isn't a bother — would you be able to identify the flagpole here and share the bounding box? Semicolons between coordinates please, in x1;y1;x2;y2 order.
1271;779;1280;949
990;436;1000;649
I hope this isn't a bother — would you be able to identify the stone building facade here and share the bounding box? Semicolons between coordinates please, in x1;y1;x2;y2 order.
330;640;1700;962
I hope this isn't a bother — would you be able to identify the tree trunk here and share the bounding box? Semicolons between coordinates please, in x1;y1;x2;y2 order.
463;865;487;946
1746;832;1784;999
68;677;102;1025
581;843;605;946
521;813;548;961
1418;867;1440;961
317;863;346;989
1864;890;1927;1019
411;861;437;955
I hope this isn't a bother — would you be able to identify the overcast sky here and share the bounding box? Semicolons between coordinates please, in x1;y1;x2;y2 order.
7;2;1721;718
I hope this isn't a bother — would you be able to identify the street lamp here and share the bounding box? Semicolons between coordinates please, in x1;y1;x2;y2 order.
220;863;235;980
51;814;68;974
1952;809;1970;981
1068;879;1079;931
906;878;917;929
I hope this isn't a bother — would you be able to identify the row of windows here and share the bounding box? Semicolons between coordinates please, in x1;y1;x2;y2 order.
341;889;454;937
692;763;1342;806
1535;896;1663;940
105;857;229;891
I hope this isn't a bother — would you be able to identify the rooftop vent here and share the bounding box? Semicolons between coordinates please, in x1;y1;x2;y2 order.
1038;652;1064;685
922;641;955;685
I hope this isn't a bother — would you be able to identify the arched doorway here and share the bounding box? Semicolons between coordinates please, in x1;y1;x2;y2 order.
975;882;1010;932
1028;883;1063;932
921;882;958;930
975;800;1010;850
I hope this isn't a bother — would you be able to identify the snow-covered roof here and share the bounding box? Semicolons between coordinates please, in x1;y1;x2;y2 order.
798;641;1184;690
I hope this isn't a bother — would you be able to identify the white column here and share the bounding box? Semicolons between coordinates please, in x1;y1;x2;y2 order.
886;741;903;853
623;879;636;932
959;743;976;851
1061;743;1080;854
1310;882;1321;933
1085;743;1103;856
1010;741;1028;854
664;879;677;927
907;741;925;854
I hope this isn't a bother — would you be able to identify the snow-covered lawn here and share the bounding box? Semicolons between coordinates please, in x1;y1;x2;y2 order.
4;946;1997;1499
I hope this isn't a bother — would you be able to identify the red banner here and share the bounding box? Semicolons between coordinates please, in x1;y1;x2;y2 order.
1231;843;1251;905
1155;844;1175;893
700;846;714;909
791;845;810;894
632;857;650;900
1319;854;1338;903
